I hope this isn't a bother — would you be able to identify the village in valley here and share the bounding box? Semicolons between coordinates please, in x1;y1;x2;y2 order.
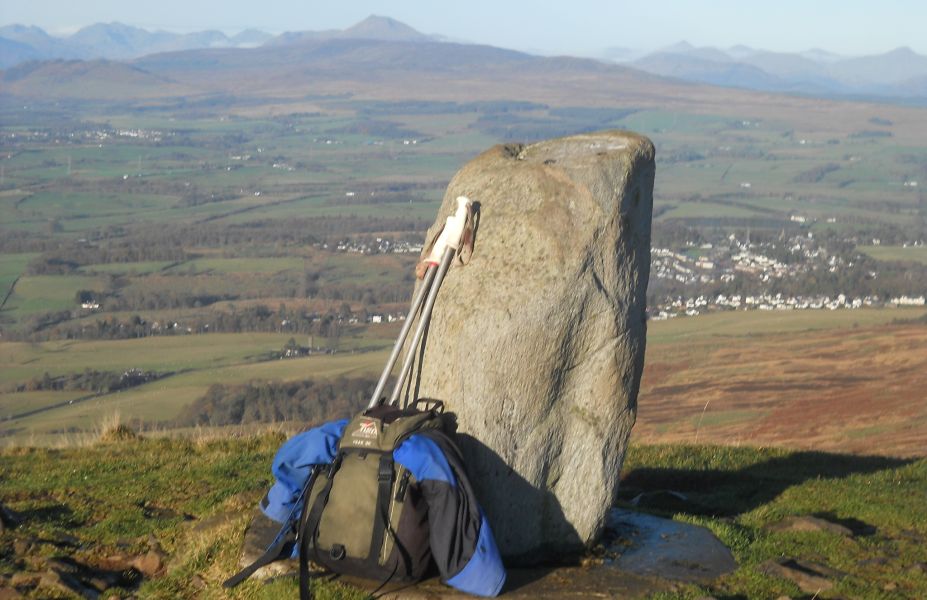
649;228;926;319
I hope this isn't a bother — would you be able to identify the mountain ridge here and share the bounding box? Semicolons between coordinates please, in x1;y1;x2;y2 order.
629;43;927;98
2;17;925;99
0;15;439;68
2;17;926;109
0;21;274;67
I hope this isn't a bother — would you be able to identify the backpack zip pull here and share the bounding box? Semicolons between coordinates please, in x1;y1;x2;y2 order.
394;470;411;502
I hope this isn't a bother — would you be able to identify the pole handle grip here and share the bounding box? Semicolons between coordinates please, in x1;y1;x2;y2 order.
425;196;471;265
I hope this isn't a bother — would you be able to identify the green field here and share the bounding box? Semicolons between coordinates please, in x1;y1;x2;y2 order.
0;329;396;385
859;244;927;264
0;333;296;386
658;201;768;221
80;260;177;275
3;274;108;321
1;350;388;438
0;328;398;444
0;390;88;419
163;257;307;275
0;253;37;301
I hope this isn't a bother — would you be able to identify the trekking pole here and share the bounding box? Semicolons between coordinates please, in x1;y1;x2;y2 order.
367;265;439;408
388;196;472;406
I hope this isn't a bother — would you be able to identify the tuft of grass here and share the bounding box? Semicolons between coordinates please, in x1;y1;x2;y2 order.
97;411;141;443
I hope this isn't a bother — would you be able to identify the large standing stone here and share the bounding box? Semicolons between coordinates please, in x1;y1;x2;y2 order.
409;130;654;563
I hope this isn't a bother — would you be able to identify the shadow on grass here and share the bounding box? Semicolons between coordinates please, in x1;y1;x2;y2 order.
16;502;83;529
618;449;914;518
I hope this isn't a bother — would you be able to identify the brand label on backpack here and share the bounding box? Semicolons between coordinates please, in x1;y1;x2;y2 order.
348;419;379;447
356;420;377;438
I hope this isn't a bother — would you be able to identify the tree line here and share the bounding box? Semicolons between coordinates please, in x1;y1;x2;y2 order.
4;214;431;259
10;305;358;342
9;368;167;394
174;376;376;427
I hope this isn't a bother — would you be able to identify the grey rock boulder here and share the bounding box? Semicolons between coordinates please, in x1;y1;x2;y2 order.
409;130;654;562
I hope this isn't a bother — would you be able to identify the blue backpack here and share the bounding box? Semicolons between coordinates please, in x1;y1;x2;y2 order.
226;198;503;596
225;400;506;598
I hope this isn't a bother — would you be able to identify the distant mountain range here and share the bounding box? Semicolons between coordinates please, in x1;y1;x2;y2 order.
0;16;439;68
0;22;272;66
626;42;927;99
1;16;925;104
0;17;685;107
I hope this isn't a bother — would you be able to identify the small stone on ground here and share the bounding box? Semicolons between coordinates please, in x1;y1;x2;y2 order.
768;515;853;536
760;557;844;594
0;587;26;600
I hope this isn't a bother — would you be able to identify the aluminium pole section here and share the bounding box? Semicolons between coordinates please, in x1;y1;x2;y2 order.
385;196;472;406
387;245;455;406
366;264;438;408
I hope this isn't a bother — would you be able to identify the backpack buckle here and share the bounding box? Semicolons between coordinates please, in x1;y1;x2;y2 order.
378;460;393;482
329;544;346;560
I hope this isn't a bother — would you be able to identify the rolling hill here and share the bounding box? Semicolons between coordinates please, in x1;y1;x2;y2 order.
1;59;188;99
263;14;436;46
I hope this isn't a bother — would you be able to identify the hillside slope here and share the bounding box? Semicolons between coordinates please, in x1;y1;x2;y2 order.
637;314;927;457
1;435;924;598
1;59;189;99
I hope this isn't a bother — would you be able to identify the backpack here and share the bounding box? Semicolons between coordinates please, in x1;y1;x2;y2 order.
298;400;448;591
225;197;504;596
225;399;506;598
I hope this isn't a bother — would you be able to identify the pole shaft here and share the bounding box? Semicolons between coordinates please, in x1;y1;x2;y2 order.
366;265;438;408
388;246;456;406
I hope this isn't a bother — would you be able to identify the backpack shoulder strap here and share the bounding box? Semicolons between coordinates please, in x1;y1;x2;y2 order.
223;465;321;589
222;525;291;589
298;456;342;600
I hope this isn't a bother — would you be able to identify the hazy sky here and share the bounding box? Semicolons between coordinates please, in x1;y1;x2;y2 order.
2;1;924;57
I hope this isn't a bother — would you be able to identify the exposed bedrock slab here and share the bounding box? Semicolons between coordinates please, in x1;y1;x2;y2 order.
607;509;737;583
408;131;655;562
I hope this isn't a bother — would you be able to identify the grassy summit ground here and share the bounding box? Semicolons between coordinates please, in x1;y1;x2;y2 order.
1;433;924;599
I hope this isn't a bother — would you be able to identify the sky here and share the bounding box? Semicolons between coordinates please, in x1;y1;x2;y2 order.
1;0;925;57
